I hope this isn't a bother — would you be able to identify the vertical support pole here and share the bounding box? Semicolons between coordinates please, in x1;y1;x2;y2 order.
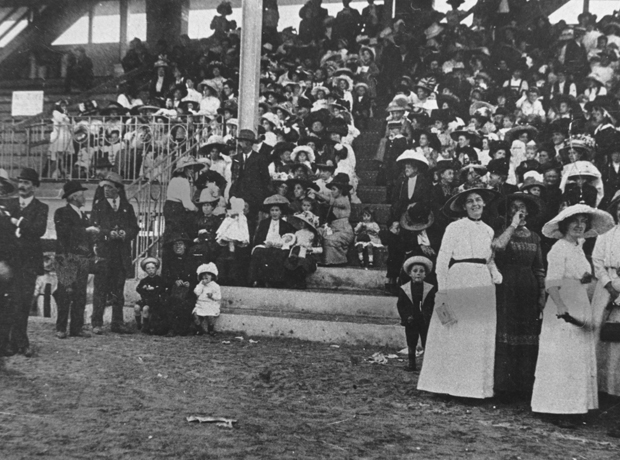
583;0;590;13
119;0;129;60
88;2;94;44
238;0;263;134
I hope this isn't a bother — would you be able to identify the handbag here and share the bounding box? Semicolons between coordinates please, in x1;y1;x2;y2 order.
600;301;620;342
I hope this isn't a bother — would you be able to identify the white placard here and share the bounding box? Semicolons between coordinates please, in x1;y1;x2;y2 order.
11;91;44;117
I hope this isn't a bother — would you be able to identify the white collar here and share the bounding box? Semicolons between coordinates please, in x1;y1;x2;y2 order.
19;195;34;207
69;203;83;216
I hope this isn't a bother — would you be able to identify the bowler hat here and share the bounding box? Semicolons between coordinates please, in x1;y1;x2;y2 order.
16;167;40;187
236;129;259;143
62;180;88;199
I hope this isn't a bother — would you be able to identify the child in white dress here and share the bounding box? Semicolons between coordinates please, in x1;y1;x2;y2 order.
354;208;383;268
193;263;222;335
216;197;250;253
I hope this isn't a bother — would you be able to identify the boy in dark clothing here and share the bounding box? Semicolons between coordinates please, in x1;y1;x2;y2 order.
135;257;167;333
397;255;437;372
381;120;408;196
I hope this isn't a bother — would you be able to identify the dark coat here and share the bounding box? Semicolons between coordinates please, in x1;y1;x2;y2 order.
54;204;94;257
253;218;295;247
90;197;139;274
5;197;48;275
390;174;432;221
397;280;436;328
231;150;271;213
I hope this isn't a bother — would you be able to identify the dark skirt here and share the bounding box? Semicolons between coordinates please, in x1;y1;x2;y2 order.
249;247;290;287
494;265;541;394
163;200;194;238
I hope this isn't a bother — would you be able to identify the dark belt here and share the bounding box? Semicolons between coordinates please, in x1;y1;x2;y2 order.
449;258;486;268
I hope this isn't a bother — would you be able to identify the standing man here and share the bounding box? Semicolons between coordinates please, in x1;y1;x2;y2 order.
5;168;48;357
0;169;18;357
54;181;99;339
230;129;271;227
90;172;139;334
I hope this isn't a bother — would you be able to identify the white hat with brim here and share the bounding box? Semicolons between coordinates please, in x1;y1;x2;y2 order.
291;145;315;163
196;262;219;279
403;255;433;274
311;86;330;97
542;203;614;239
140;257;161;271
174;156;203;173
396;150;429;172
443;187;500;217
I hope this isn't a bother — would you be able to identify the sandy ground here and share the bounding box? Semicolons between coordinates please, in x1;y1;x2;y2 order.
1;320;620;459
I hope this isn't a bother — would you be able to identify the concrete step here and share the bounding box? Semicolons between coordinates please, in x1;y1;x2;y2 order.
346;245;388;269
357;169;379;186
357;185;387;204
307;266;385;291
357;158;382;171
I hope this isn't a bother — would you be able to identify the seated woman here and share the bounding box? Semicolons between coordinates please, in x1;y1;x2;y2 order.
163;156;202;244
284;212;322;289
317;173;355;266
249;195;296;287
286;177;319;214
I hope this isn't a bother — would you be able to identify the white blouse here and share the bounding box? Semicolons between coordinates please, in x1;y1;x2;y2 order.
546;239;591;289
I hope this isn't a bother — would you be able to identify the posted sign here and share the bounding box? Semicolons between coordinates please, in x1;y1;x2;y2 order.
11;91;44;117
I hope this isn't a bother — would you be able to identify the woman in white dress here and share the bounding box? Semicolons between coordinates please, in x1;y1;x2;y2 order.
532;204;614;428
592;191;620;400
418;188;502;399
47;100;72;179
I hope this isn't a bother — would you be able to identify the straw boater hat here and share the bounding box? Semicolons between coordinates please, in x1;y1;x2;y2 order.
202;135;228;153
403;255;433;274
262;194;290;213
542;203;614;239
395;150;429;172
400;202;434;232
261;111;281;128
287;213;319;234
504;124;539;144
174;156;203;173
443;187;500;217
0;168;15;196
196;262;218;279
140;257;160;271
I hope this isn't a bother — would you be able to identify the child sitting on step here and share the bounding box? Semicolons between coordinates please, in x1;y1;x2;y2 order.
353;208;383;268
135;257;166;333
193;263;222;335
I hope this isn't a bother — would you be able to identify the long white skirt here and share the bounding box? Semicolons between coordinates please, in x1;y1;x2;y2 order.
591;278;620;396
531;280;598;414
417;262;496;399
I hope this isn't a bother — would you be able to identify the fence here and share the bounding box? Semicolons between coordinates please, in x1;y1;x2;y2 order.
0;115;215;275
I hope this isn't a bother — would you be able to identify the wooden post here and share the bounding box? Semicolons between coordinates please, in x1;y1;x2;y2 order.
119;0;129;60
238;0;263;134
583;0;590;13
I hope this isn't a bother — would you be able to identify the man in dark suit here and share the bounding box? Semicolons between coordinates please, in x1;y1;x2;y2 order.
90;172;139;334
486;159;518;228
0;170;19;357
54;181;99;339
4;168;48;357
230;129;271;227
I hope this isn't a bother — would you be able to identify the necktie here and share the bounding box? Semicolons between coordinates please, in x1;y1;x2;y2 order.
20;200;26;210
112;198;118;212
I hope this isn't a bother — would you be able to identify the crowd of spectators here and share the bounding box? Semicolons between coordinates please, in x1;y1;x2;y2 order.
19;0;620;435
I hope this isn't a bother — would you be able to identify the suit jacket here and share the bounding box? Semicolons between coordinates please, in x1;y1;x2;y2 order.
390;174;432;221
54;204;94;257
253;218;295;247
397;280;436;327
90;197;139;274
231;150;271;211
5;197;48;275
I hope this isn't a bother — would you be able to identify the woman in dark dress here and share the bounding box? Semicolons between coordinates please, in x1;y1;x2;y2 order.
492;193;546;401
249;195;296;287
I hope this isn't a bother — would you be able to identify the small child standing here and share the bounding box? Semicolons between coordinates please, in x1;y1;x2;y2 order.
516;140;541;183
216;197;250;254
193;263;222;335
353;208;383;268
33;253;58;319
135;257;166;332
397;255;437;372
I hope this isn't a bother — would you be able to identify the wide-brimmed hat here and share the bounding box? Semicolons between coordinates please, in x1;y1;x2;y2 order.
195;169;227;191
505;124;539;144
174;156;203;173
262;194;290;212
450;127;481;143
99;172;124;189
469;101;495;117
395;150;429;172
311;85;330;97
0;168;15;196
291;145;315;163
62;180;88;199
286;177;319;192
327;173;352;193
201;134;228;153
412;77;436;94
354;82;369;92
140;257;160;271
497;192;544;219
459;163;488;181
15;167;40;187
198;80;219;95
486;159;509;176
100;102;128;116
542;203;614;239
443;187;500;217
261;111;281;128
236;129;259;143
165;231;192;245
520;177;547;193
333;74;354;90
196;184;221;205
197;262;219;279
403;255;433;274
287;213;319;233
585;73;605;86
94;156;114;169
177;100;199;113
386;101;406;113
400;202;434;232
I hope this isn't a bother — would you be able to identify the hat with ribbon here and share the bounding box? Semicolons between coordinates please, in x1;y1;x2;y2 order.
62;180;88;199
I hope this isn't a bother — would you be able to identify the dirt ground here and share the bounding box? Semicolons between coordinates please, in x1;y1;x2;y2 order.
1;320;620;459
